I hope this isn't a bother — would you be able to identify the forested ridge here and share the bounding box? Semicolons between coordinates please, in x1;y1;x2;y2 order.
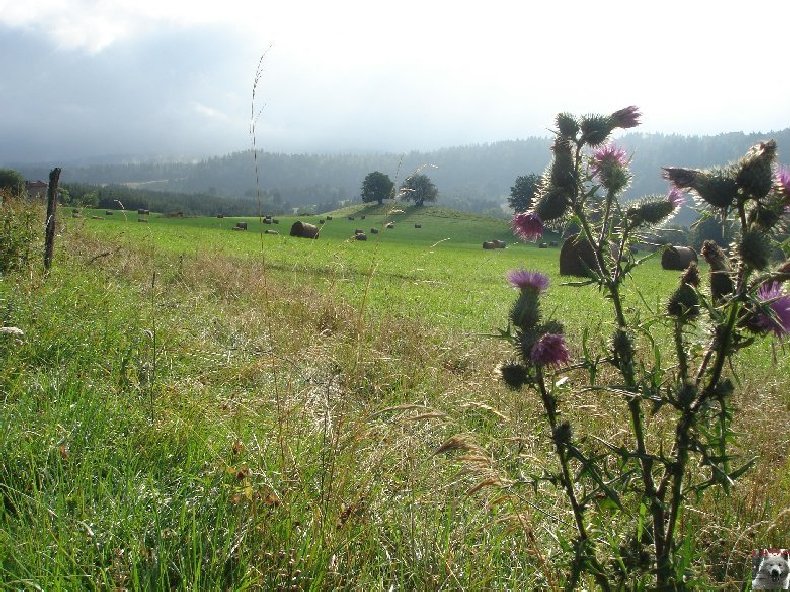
13;128;790;219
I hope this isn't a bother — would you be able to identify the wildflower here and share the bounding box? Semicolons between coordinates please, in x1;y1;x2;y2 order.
753;282;790;337
668;187;685;210
507;269;550;292
590;144;630;194
776;166;790;200
590;144;628;178
530;333;570;367
610;105;641;129
736;140;776;199
512;211;544;241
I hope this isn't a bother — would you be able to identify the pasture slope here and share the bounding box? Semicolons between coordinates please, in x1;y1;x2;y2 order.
1;203;788;589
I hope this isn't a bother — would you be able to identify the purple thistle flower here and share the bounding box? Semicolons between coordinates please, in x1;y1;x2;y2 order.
776;166;790;200
507;269;550;292
610;106;641;129
590;144;628;179
530;333;571;367
668;187;686;210
512;211;544;241
754;282;790;338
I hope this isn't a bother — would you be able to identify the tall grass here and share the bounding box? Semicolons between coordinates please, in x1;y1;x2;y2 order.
0;207;787;589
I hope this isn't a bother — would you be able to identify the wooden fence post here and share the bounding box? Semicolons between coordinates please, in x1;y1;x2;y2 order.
44;167;61;272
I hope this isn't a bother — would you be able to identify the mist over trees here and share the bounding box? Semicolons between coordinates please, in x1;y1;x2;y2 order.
9;128;790;220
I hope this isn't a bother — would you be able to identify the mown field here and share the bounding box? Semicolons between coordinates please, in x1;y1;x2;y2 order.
1;202;788;590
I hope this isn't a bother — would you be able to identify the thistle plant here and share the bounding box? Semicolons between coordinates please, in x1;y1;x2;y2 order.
496;107;790;589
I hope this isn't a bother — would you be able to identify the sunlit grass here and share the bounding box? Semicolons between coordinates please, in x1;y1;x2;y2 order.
1;206;787;589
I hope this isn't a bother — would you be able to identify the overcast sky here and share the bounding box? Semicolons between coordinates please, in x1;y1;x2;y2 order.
2;0;789;164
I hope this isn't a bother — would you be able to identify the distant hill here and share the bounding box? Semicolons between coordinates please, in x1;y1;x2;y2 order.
12;128;790;222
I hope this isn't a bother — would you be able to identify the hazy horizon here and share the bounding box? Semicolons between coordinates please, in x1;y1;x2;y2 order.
3;0;790;165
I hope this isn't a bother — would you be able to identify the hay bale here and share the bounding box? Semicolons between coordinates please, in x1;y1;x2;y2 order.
492;240;506;248
326;215;333;220
216;214;224;218
385;222;394;229
348;216;355;220
355;228;364;235
355;232;367;240
289;220;320;239
319;219;325;224
91;215;104;220
106;211;114;216
137;209;149;215
370;227;379;234
560;233;599;277
264;229;279;235
483;241;497;249
539;242;548;248
661;245;697;270
235;222;248;230
415;223;422;228
273;219;279;224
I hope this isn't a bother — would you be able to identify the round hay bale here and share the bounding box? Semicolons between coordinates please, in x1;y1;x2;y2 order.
355;233;367;240
106;210;114;216
385;222;394;229
216;214;224;218
539;242;548;248
289;220;320;239
235;222;248;230
370;227;379;234
560;233;599;277
483;241;497;249
273;219;279;224
492;239;506;248
661;245;697;270
348;216;355;220
264;229;279;235
415;223;422;228
355;228;364;235
319;219;325;224
326;215;333;220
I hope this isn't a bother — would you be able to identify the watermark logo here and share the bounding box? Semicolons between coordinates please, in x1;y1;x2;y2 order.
752;549;790;590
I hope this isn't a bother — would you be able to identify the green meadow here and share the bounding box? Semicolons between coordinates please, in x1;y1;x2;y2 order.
1;203;788;589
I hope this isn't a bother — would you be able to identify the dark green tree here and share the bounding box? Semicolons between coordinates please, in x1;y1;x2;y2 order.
0;169;26;195
508;173;540;212
360;171;394;205
400;174;438;207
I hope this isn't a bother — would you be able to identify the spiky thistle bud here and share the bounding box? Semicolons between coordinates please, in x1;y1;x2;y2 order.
738;229;772;271
591;144;630;194
777;260;790;283
750;196;786;231
663;166;739;209
701;240;734;302
556;112;580;138
736;140;776;199
496;362;528;390
667;263;700;319
580;114;613;147
626;197;674;227
550;137;576;191
533;185;571;222
510;289;541;331
675;383;697;408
